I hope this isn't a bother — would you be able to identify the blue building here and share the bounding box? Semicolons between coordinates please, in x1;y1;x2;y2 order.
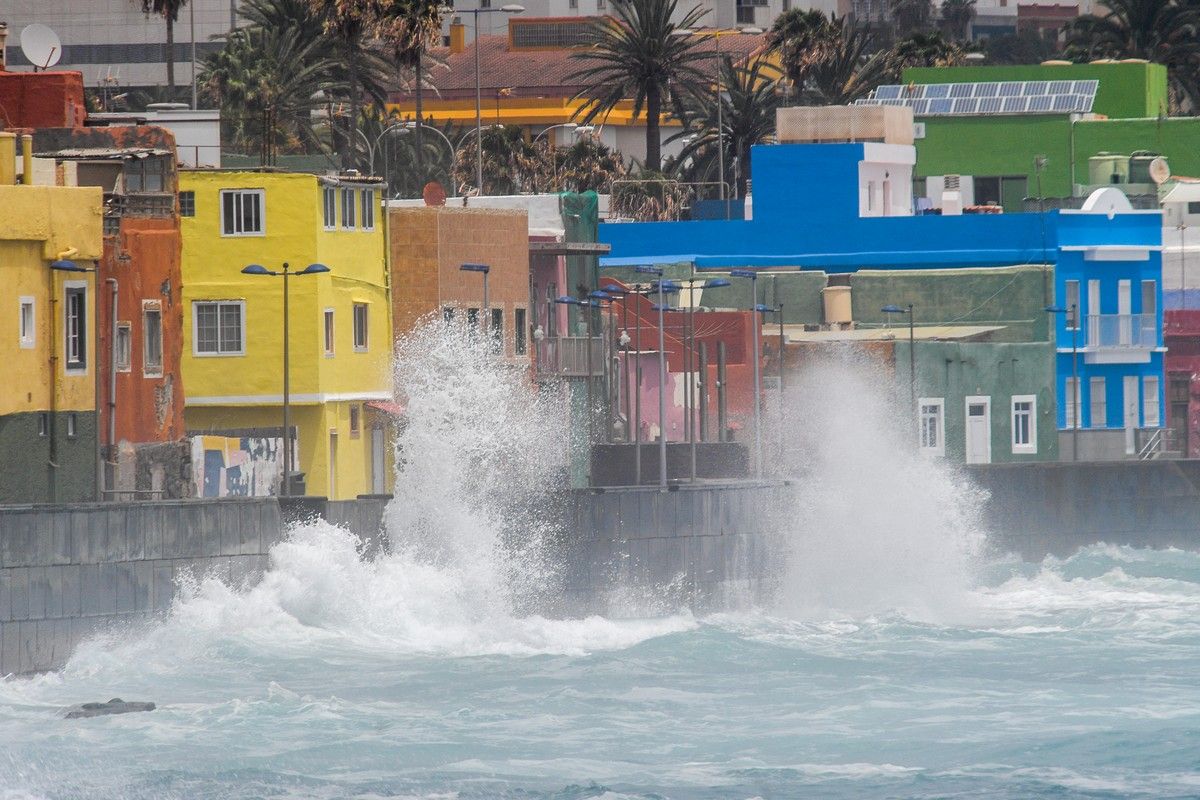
599;126;1165;461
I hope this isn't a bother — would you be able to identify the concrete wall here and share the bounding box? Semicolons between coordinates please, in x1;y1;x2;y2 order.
0;411;98;505
0;499;281;676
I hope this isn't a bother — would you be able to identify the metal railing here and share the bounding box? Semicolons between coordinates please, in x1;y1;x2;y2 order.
1137;427;1179;460
536;336;605;377
104;192;175;219
1086;313;1157;349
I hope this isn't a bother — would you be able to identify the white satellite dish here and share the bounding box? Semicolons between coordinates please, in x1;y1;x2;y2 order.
1149;157;1171;185
20;24;62;71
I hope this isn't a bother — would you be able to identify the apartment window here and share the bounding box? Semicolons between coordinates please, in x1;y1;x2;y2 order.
143;302;163;376
1064;377;1080;429
1065;280;1079;328
1142;280;1157;316
1090;376;1107;428
467;307;480;334
179;190;195;217
115;322;132;372
443;306;456;323
66;413;77;438
1189;201;1200;215
1144;376;1161;427
324;308;335;356
125;156;168;193
341;188;356;229
353;303;368;351
360;189;375;230
350;404;361;439
490;308;503;353
568;0;577;8
220;189;264;236
736;4;755;23
193;300;245;355
64;284;87;372
1011;395;1037;454
323;186;337;229
918;397;945;456
37;413;48;437
18;297;35;349
515;307;528;355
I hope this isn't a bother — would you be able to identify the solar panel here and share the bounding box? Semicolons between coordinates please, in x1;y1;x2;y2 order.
913;98;931;115
978;97;1003;114
925;84;951;98
1048;80;1073;94
1073;79;1099;95
950;83;974;98
973;83;1000;97
1025;81;1050;96
875;85;902;100
1051;94;1075;112
953;97;978;114
1003;96;1028;113
929;97;953;114
999;82;1023;97
1029;95;1053;112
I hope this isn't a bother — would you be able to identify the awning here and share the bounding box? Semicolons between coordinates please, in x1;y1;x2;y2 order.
366;400;406;416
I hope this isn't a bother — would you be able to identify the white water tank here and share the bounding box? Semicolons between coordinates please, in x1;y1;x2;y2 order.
822;286;852;324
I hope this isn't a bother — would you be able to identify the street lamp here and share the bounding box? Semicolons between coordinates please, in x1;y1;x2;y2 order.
881;303;915;429
730;269;762;478
399;122;458;198
459;4;525;195
1046;303;1079;461
242;262;331;496
460;262;490;343
533;123;595;191
356;122;407;186
636;265;677;487
684;277;730;480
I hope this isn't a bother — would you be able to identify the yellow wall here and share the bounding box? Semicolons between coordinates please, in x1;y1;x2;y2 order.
179;171;392;498
385;96;686;130
0;185;102;417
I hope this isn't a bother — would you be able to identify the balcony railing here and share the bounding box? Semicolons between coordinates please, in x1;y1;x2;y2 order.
536;336;605;377
1086;313;1157;349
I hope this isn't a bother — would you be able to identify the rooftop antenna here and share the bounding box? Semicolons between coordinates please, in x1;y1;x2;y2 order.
20;23;61;71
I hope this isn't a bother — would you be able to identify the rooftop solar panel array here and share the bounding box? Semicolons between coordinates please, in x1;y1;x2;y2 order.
855;80;1098;116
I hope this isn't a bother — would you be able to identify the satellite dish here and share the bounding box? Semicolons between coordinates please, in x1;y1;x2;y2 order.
21;24;62;70
1150;157;1171;185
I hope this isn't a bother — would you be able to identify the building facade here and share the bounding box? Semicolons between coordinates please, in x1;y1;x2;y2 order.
0;133;104;503
180;171;393;499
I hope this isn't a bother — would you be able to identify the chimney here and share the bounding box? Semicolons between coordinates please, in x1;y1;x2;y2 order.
0;22;8;72
449;18;465;54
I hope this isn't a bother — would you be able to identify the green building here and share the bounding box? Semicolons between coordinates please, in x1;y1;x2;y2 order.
880;62;1199;211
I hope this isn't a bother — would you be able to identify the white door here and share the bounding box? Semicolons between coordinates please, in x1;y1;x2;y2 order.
965;396;992;464
1124;375;1139;454
1118;279;1132;345
370;425;386;494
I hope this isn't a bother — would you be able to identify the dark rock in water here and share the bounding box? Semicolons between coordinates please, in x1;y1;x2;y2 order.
63;698;156;719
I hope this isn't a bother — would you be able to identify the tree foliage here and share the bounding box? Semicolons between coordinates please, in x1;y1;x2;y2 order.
138;0;188;90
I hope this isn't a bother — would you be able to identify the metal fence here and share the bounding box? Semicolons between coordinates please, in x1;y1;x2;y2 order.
536;336;605;377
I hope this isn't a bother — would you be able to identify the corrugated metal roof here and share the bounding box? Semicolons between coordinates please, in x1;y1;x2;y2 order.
35;147;170;159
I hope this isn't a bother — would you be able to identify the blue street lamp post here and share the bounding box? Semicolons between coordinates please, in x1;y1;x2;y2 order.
242;262;331;496
686;277;730;480
730;269;762;478
1046;303;1079;461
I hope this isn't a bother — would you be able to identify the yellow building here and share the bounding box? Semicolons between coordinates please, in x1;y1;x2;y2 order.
0;132;104;503
179;170;393;499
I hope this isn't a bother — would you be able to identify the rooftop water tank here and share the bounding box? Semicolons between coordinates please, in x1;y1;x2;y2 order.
1089;153;1128;185
1128;151;1164;184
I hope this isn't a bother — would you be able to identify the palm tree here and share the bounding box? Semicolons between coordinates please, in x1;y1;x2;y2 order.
767;8;837;97
307;0;383;168
890;30;966;75
567;0;711;172
138;0;188;92
890;0;934;38
803;15;893;105
1064;0;1200;111
542;137;628;193
940;0;976;42
452;125;542;196
668;55;780;197
375;0;449;186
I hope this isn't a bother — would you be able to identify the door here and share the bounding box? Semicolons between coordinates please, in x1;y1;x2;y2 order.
1170;377;1190;456
370;425;386;494
1124;375;1139;454
965;396;992;464
328;430;339;499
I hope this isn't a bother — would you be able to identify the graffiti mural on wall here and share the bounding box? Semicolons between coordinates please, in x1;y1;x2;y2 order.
190;435;286;497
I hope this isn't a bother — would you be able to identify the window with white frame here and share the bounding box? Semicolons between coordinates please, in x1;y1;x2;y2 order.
1011;395;1037;454
918;397;945;456
115;322;132;372
1090;376;1107;427
1064;377;1079;429
353;303;368;351
193;300;245;355
324;308;335;356
323;186;337;229
220;189;265;236
341;188;356;229
18;297;35;349
360;189;375;230
143;302;163;376
1144;375;1161;427
64;283;87;373
66;413;77;438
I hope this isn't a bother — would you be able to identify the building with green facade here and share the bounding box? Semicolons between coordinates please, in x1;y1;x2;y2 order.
865;62;1199;211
